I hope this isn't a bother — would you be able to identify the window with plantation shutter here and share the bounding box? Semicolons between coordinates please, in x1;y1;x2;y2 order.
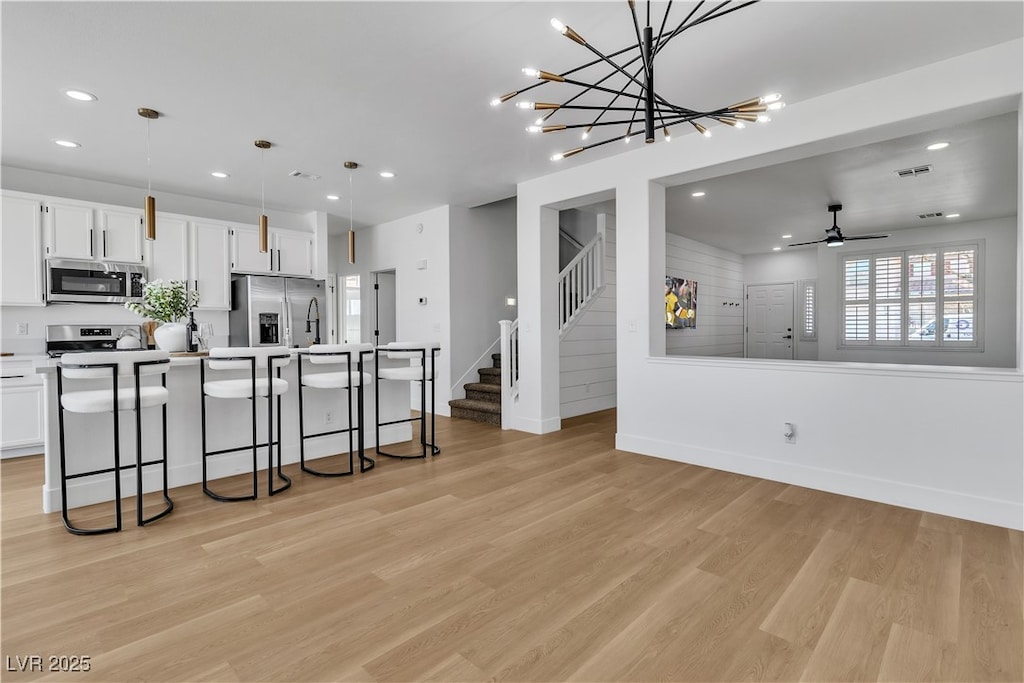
799;279;816;341
840;242;980;349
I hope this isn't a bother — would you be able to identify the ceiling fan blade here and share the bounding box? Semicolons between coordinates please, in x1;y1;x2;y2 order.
844;234;890;241
787;239;827;247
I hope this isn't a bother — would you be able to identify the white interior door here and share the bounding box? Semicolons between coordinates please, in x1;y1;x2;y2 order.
746;283;794;359
373;270;396;346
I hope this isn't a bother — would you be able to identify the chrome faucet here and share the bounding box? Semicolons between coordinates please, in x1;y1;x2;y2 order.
304;297;321;345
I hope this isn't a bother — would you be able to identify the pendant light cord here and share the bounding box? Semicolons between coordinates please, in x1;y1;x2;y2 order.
146;118;152;195
349;171;354;232
261;147;266;214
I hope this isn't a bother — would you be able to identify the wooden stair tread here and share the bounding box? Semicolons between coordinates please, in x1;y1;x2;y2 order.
464;382;500;394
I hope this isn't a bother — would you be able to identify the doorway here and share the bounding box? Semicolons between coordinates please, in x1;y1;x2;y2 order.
746;283;794;359
372;270;397;346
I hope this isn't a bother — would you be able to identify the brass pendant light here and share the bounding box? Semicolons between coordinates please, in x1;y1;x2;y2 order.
345;161;358;264
138;108;159;240
255;140;272;253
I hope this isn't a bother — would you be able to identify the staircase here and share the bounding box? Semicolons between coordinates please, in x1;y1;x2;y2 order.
448;353;503;425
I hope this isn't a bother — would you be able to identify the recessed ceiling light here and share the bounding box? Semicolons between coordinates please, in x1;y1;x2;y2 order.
327;195;340;201
772;246;782;252
379;171;395;179
945;213;961;219
691;191;706;197
781;234;792;239
53;139;80;148
926;142;950;151
64;89;97;102
210;171;230;179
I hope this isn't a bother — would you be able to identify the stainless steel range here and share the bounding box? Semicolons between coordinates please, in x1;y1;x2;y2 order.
45;324;144;357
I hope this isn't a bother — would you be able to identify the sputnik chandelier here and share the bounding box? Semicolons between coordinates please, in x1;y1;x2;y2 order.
491;0;785;161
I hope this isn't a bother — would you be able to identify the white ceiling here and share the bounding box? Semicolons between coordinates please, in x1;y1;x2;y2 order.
665;111;1020;255
2;1;1022;235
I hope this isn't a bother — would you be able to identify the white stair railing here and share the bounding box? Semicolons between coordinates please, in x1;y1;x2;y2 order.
498;319;519;429
558;231;604;335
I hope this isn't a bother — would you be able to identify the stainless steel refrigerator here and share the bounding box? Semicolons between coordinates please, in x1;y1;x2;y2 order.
229;275;326;348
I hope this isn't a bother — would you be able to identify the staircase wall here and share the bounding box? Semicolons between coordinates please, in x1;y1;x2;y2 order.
560;213;617;419
448;198;518;400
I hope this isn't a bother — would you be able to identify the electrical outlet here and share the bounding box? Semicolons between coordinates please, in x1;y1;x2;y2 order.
325;411;334;425
784;422;796;444
16;323;28;336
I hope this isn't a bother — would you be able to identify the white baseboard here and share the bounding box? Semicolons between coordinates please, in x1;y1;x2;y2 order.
512;415;562;434
615;433;1024;531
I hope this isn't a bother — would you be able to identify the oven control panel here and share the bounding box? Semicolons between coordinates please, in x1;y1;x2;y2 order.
80;327;113;338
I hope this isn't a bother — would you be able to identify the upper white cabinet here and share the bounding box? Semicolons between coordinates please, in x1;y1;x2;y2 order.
272;229;314;277
1;192;45;305
99;208;143;263
230;225;314;277
144;214;189;283
190;221;231;310
45;200;94;260
230;225;272;274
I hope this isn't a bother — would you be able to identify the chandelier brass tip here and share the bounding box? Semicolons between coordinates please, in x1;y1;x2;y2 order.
534;102;561;111
727;97;761;110
137;108;159;119
537;70;565;83
344;161;359;170
563;25;586;45
732;113;759;122
543;125;567;133
733;103;768;113
563;147;584;159
254;140;272;149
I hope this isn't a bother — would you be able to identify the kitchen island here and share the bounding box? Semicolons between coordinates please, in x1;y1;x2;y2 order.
34;351;412;513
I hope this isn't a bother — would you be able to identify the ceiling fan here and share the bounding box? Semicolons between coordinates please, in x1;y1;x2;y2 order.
788;204;889;247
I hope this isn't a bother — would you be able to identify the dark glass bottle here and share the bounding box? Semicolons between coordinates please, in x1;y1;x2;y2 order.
186;311;198;353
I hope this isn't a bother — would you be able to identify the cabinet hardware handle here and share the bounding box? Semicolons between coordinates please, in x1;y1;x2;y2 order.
277;249;281;271
90;229;94;257
102;230;107;257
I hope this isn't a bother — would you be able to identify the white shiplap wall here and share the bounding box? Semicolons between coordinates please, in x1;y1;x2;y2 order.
560;214;616;419
665;233;745;357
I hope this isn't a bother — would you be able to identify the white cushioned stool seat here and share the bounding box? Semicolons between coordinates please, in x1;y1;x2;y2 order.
203;377;289;399
61;385;170;413
377;366;436;381
301;370;372;389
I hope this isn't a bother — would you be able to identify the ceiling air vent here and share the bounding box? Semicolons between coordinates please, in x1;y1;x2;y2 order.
918;211;944;219
288;170;322;181
895;164;932;178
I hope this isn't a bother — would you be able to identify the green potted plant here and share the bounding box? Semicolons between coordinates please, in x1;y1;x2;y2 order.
124;279;200;352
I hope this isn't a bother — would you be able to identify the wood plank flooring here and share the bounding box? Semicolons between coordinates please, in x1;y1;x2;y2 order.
2;410;1021;682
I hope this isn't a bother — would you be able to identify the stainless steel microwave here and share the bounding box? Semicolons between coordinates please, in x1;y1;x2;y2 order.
46;259;146;304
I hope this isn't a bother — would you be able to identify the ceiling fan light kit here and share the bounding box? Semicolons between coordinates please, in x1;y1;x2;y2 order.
788;203;890;248
491;0;784;161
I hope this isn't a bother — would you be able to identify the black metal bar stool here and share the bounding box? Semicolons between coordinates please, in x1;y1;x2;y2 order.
57;350;173;535
374;341;441;459
297;343;376;475
200;346;291;501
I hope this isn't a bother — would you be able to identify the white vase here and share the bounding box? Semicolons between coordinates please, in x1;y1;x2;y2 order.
153;322;188;352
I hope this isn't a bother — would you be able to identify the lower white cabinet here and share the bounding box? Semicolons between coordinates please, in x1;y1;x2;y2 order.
1;380;44;453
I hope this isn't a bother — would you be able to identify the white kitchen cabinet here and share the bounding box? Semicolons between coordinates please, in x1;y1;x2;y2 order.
190;221;231;310
230;225;272;274
272;229;314;277
1;379;44;453
45;200;95;259
99;207;143;263
1;193;45;305
144;214;189;283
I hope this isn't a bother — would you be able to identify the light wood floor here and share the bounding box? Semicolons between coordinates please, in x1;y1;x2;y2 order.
2;410;1021;682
